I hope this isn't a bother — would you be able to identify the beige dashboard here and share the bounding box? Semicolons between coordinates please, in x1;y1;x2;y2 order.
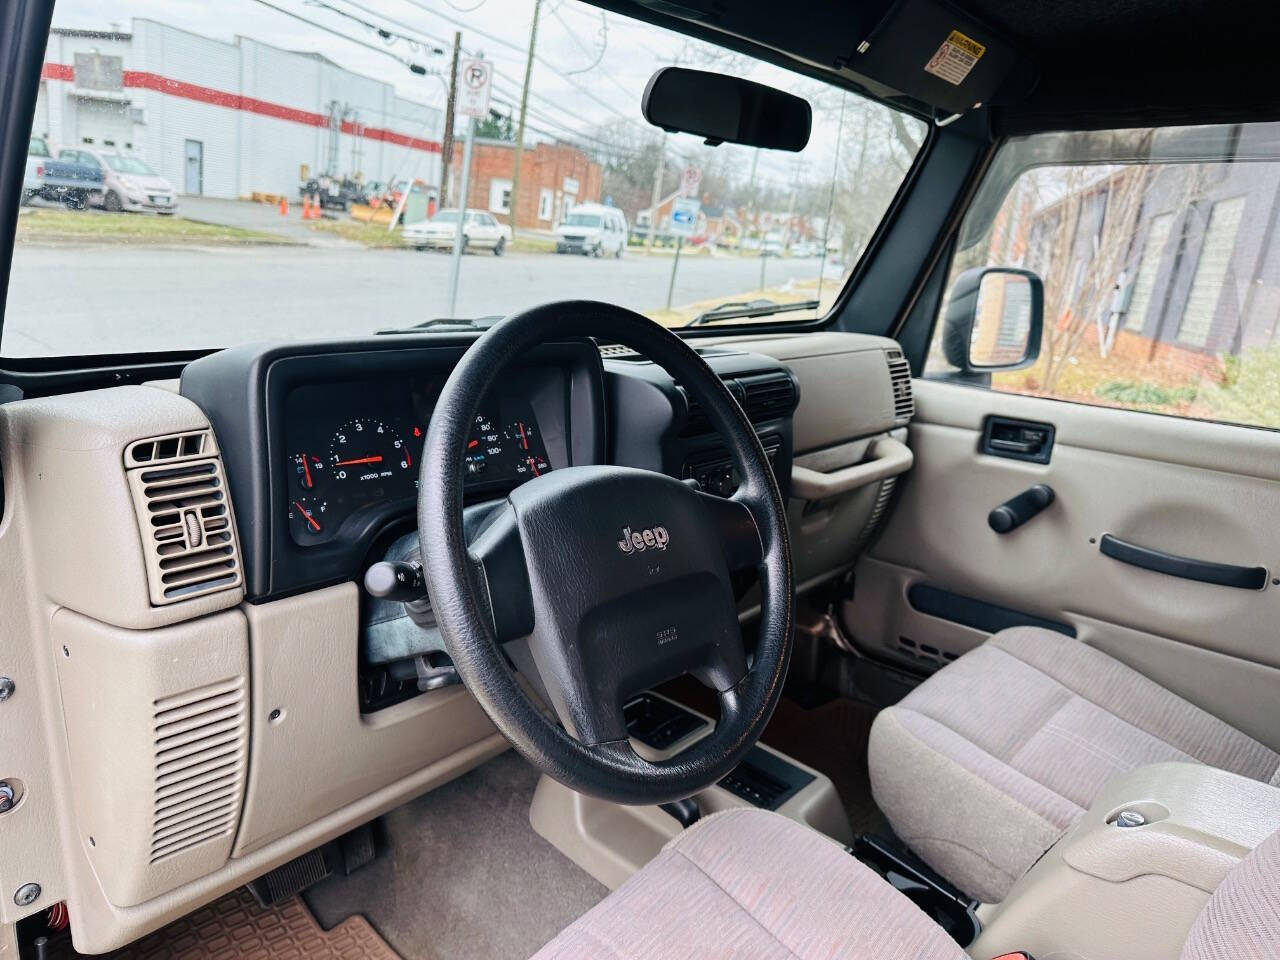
0;330;911;952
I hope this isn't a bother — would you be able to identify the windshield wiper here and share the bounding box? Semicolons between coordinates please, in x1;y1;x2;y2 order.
685;299;820;327
375;316;503;335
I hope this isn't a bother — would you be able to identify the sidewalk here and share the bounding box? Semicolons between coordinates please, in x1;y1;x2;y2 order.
178;196;363;249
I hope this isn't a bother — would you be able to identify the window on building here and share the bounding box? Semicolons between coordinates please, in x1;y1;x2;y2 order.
488;178;511;215
537;189;553;222
926;123;1280;431
1124;212;1173;332
1177;196;1246;348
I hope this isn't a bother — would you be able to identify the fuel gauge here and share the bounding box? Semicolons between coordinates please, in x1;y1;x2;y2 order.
289;496;327;537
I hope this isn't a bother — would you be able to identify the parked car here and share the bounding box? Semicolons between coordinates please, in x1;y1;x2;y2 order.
403;208;510;254
33;151;104;209
59;147;177;214
299;176;366;211
555;204;627;257
790;239;821;258
761;231;785;256
22;135;50;203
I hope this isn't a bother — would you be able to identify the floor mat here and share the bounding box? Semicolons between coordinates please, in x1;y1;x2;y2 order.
304;750;606;960
42;887;397;960
658;675;888;836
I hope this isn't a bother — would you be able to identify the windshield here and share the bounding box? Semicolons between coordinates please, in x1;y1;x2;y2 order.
103;154;156;175
4;0;925;357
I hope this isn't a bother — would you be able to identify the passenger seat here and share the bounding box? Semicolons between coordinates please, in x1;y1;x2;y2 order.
868;627;1280;903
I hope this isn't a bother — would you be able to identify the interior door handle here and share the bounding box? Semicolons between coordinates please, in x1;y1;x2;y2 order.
790;436;913;500
1098;534;1269;590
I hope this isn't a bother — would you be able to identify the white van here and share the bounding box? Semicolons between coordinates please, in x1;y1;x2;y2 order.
555;203;628;257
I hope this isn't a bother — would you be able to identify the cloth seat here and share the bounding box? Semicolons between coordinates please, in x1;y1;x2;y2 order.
531;807;966;960
531;803;1280;959
868;626;1280;903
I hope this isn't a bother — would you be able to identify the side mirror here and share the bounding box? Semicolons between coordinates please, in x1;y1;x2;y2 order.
641;67;811;151
941;267;1044;372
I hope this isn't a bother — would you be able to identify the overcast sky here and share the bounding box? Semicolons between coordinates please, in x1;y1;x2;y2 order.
50;0;875;191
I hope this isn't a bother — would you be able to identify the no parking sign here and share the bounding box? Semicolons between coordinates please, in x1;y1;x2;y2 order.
459;59;492;119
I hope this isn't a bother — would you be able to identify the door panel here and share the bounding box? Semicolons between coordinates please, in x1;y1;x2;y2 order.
850;378;1280;749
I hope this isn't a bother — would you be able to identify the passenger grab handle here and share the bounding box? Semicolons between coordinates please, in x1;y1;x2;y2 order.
789;436;913;500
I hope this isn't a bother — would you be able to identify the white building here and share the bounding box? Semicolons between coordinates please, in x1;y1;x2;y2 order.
35;20;444;200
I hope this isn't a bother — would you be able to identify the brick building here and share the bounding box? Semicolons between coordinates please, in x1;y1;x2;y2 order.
447;139;603;228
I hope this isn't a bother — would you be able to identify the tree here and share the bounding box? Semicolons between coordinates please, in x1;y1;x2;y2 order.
475;111;515;142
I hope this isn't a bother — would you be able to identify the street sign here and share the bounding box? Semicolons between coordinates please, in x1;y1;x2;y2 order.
458;59;493;119
680;164;702;198
670;196;700;238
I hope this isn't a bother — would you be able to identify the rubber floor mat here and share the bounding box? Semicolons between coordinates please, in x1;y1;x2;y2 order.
42;886;399;960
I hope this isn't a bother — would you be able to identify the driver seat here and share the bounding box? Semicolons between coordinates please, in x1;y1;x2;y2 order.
530;807;1279;959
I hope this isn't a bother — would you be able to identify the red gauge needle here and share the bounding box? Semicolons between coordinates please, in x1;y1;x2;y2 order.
518;422;529;450
467;439;480;449
334;455;383;466
293;501;321;532
299;454;313;488
527;456;540;477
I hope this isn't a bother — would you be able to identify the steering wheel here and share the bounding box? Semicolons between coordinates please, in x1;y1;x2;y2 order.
418;301;793;805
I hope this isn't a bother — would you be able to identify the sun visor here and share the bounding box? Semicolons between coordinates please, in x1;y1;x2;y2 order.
836;0;1036;116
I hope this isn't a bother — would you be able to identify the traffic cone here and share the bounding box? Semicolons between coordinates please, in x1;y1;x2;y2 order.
311;194;321;219
279;195;288;217
301;195;310;219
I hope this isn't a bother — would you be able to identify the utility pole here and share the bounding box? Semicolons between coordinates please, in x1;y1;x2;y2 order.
509;0;541;233
645;132;666;253
447;115;476;316
439;31;461;209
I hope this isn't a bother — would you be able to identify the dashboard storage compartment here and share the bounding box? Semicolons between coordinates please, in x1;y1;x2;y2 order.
53;607;250;907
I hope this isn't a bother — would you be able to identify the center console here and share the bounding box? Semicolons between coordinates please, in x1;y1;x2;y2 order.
973;761;1280;960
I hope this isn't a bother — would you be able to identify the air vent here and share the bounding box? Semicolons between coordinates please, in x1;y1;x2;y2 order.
150;677;247;864
855;476;898;549
598;343;641;360
679;373;795;437
125;430;217;468
740;373;798;421
886;351;914;423
893;636;958;671
126;456;242;605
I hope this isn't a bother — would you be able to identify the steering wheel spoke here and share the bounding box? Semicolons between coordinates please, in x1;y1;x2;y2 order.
695;490;764;571
466;501;535;643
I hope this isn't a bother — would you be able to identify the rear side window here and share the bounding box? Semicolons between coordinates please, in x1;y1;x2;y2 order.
927;123;1280;430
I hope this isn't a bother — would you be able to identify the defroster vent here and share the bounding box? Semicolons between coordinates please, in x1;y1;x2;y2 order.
126;434;242;605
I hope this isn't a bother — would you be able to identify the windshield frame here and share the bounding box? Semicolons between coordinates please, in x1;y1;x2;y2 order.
0;2;935;368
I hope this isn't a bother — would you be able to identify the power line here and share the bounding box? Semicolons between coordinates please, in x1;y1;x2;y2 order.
303;0;445;55
248;0;437;74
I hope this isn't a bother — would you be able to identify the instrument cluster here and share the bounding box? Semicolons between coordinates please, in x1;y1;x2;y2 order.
284;378;552;545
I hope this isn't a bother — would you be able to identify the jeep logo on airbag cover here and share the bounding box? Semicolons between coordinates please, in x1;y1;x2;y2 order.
616;525;669;554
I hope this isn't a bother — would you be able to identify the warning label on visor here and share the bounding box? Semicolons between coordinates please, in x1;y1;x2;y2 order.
924;29;986;86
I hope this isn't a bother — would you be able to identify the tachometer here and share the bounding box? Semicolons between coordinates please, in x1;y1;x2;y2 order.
328;418;412;484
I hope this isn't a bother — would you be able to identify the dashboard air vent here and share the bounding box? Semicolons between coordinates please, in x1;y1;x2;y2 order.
886;351;914;423
125;430;216;468
150;677;247;864
126;453;242;605
740;373;798;421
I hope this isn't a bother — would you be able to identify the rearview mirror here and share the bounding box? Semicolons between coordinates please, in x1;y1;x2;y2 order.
641;67;811;151
941;267;1044;372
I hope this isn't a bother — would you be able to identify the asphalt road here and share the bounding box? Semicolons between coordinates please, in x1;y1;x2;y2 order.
4;243;826;356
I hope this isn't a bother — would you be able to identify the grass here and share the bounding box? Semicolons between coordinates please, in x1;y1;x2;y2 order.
16;208;296;245
305;217;406;249
510;232;557;254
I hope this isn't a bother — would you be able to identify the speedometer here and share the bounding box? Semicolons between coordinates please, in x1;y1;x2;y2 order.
328;418;412;484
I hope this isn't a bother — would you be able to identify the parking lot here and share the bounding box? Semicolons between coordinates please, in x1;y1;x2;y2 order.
5;214;830;355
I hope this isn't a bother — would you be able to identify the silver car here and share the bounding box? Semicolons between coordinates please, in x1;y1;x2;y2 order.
59;147;178;214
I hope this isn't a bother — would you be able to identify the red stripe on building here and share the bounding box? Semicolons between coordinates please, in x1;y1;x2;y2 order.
43;62;440;154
